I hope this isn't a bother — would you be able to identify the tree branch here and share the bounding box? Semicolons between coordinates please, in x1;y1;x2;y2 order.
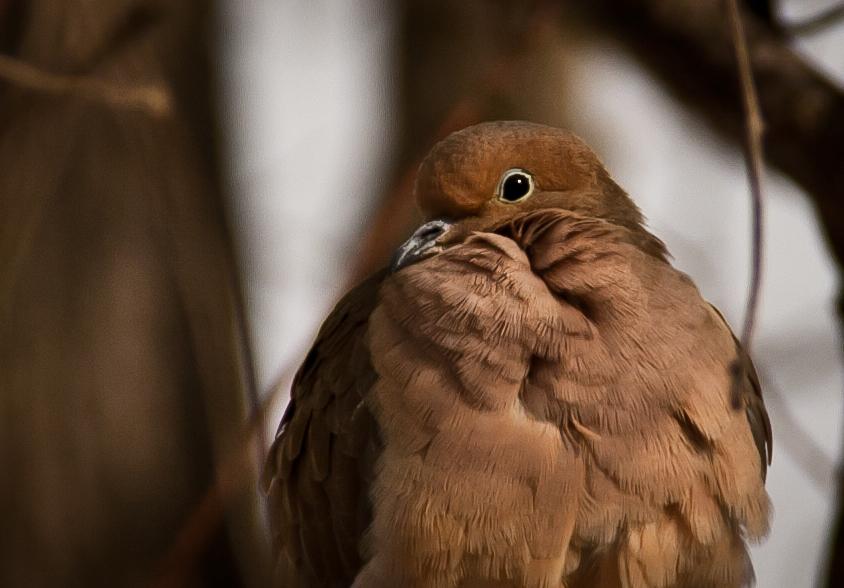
575;0;844;286
725;0;767;406
0;53;171;116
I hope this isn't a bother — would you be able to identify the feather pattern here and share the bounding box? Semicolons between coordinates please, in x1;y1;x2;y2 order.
264;121;771;587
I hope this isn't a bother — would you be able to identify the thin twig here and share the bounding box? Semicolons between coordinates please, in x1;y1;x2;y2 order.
233;279;268;508
149;358;299;588
0;53;171;116
726;0;767;406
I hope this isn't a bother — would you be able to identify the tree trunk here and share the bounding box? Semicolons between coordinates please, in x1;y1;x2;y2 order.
0;1;268;585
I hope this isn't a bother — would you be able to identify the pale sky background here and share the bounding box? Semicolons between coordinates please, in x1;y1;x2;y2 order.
220;1;844;585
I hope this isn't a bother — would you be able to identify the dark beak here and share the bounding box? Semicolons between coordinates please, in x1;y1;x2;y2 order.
390;218;453;272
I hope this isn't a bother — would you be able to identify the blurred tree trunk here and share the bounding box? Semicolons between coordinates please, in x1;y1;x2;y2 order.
0;1;268;586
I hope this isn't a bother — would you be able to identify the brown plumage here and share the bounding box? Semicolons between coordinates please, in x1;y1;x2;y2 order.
263;121;772;587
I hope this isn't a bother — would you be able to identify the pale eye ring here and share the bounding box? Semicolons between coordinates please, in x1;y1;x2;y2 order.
497;169;534;203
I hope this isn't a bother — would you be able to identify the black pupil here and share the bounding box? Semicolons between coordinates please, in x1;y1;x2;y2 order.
501;173;530;202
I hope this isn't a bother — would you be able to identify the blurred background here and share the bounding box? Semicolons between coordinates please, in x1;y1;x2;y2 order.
2;0;843;586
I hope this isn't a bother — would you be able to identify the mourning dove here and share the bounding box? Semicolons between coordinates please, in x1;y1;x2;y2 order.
264;121;772;587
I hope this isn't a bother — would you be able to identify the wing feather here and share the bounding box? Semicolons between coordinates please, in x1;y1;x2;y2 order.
263;269;386;586
709;304;773;480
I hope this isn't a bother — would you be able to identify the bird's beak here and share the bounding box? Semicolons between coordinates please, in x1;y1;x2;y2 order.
391;218;453;272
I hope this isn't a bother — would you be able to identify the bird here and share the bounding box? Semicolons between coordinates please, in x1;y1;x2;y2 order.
263;121;772;588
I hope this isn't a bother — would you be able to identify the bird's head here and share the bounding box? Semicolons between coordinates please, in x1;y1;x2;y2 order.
392;121;666;271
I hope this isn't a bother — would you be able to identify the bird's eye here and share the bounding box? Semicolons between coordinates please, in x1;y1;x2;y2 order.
497;169;534;203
